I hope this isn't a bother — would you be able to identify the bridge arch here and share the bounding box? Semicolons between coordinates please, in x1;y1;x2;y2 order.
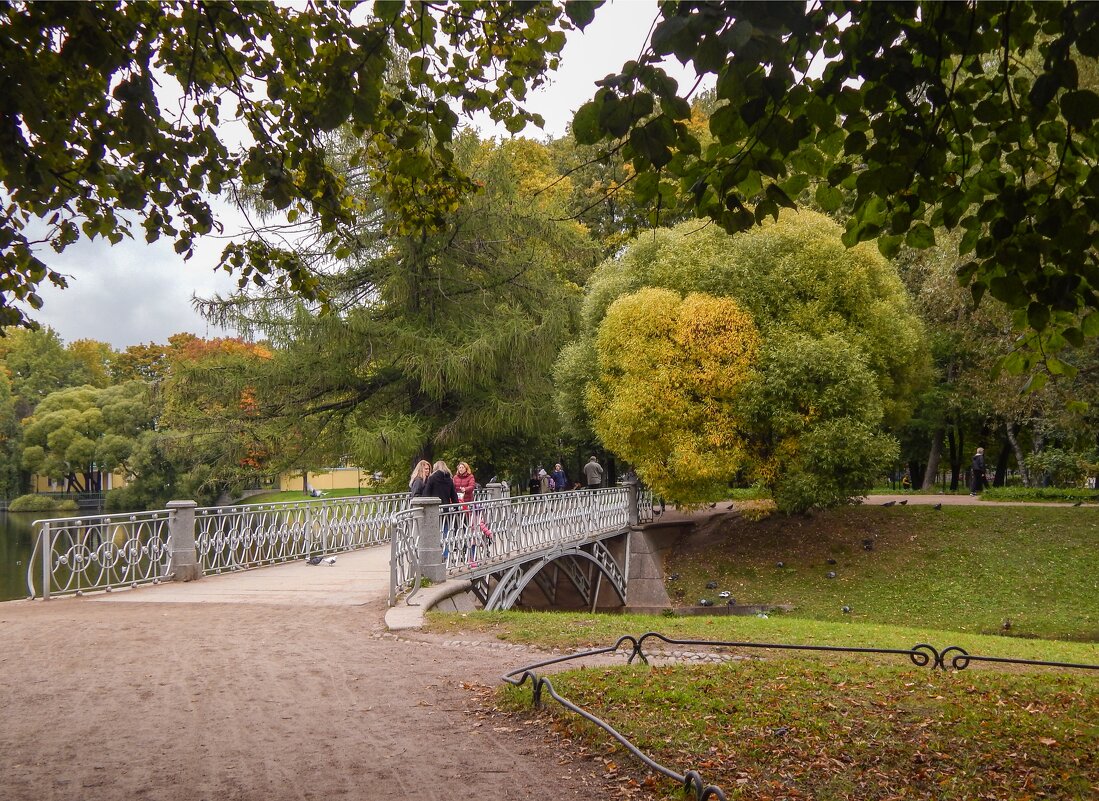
476;538;628;611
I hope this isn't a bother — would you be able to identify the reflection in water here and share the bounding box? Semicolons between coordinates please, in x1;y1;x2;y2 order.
0;513;36;602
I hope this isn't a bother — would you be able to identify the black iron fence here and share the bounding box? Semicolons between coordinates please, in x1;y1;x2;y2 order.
503;632;1099;801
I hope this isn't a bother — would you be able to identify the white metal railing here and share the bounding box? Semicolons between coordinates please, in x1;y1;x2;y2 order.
24;482;639;601
195;492;409;573
26;510;173;599
429;486;630;576
388;506;419;606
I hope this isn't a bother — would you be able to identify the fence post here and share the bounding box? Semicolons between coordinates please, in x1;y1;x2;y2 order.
486;482;507;501
625;479;639;527
40;522;51;601
412;496;446;583
166;500;202;582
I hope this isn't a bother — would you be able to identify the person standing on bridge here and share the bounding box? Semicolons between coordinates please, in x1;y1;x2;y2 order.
408;459;431;500
583;456;604;489
424;461;459;562
552;463;568;492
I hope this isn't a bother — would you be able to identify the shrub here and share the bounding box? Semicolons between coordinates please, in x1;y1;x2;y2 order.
8;494;63;512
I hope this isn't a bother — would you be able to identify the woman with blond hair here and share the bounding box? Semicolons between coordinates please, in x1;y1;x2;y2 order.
408;459;431;499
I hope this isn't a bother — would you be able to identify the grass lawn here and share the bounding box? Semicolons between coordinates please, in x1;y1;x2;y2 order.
498;658;1098;801
239;487;383;504
425;503;1099;800
661;505;1099;642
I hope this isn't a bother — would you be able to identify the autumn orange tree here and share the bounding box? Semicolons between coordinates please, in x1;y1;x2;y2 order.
557;210;929;512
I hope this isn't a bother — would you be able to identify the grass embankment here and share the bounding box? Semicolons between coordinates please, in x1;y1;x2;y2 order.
427;505;1099;800
239;487;381;504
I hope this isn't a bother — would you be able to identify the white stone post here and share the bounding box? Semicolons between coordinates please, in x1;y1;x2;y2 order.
166;500;202;582
625;479;640;527
413;496;446;583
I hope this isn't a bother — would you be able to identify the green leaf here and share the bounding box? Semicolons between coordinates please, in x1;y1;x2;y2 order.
1022;371;1048;393
904;222;935;249
1081;311;1099;337
814;184;844;212
1061;90;1099;129
1027;301;1050;331
572;100;602;144
877;234;903;258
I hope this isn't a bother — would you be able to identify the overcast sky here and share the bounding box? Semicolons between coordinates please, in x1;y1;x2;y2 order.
33;1;692;349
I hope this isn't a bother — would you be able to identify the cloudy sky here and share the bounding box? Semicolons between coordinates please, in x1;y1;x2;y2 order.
34;1;693;349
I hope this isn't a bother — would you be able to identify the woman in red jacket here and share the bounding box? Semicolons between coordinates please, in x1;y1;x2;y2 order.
453;461;479;566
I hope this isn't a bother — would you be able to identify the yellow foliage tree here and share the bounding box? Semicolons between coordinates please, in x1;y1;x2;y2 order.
587;289;760;504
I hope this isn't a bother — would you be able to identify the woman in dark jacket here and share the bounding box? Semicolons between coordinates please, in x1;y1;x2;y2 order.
424;461;458;505
423;461;459;562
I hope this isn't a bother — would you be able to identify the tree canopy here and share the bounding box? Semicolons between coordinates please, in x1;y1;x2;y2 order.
572;1;1099;360
558;210;929;512
177;133;594;482
0;1;585;327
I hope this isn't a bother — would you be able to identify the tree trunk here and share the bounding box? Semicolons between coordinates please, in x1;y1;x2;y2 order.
947;426;964;491
993;434;1011;487
1005;421;1029;487
922;427;944;489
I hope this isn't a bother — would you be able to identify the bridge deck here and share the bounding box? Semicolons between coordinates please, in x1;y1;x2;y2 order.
89;543;392;606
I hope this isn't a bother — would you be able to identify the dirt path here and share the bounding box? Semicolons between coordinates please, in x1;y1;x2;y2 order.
0;598;646;801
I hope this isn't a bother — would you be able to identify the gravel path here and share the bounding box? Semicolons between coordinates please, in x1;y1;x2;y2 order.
0;597;650;801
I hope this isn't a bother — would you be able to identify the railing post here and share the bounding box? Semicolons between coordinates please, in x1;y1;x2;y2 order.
40;522;51;601
625;479;640;527
486;482;507;501
412;496;446;583
166;500;202;582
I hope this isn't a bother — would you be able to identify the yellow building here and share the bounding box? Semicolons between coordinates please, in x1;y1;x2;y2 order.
32;469;129;494
278;467;374;493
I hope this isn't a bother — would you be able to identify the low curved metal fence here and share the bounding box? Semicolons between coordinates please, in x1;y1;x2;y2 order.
504;632;1099;801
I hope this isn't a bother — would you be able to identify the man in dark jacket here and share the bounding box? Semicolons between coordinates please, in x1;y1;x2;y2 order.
969;448;985;496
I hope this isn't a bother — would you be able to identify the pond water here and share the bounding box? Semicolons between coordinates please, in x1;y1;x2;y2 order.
0;512;37;601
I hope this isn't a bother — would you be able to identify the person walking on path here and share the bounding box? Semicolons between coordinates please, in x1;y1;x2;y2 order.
970;447;986;496
408;459;431;500
552;463;568;492
583;456;604;489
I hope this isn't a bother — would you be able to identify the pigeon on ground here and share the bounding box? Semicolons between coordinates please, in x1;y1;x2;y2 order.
842;605;851;614
706;580;718;589
699;598;713;607
323;556;337;566
862;538;874;547
1072;501;1083;507
933;503;943;510
826;558;837;565
1002;618;1012;631
709;502;717;508
719;591;731;598
727;502;736;509
899;499;908;505
306;556;323;566
882;500;896;507
668;573;680;581
827;571;837;579
776;561;785;568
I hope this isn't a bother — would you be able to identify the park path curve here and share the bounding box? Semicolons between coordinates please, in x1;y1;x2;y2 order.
0;548;645;801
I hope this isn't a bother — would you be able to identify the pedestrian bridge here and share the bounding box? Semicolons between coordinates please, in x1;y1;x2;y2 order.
23;484;653;612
